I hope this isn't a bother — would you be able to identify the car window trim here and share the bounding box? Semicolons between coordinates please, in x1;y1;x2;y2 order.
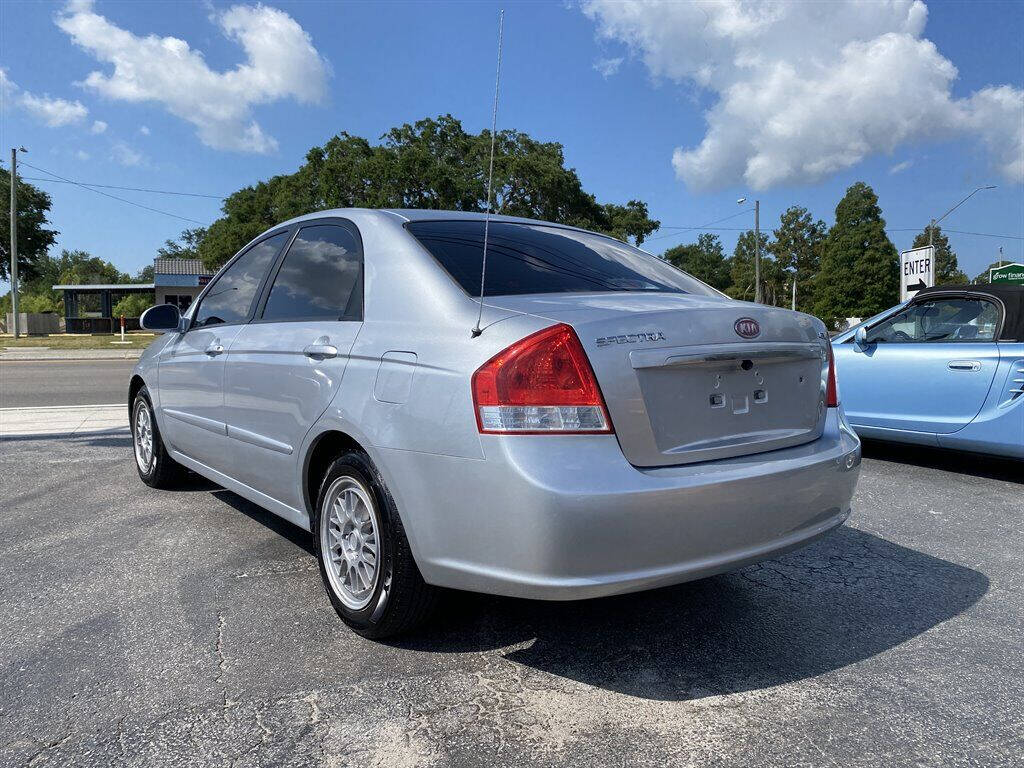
252;217;365;325
860;293;1005;345
187;226;296;332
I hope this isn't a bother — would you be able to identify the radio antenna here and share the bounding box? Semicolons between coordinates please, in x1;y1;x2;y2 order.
472;8;504;338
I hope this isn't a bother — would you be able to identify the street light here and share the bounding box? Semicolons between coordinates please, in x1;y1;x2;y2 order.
929;185;996;246
9;146;29;339
737;197;761;303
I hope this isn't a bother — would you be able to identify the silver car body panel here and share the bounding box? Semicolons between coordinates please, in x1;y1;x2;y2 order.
132;208;861;600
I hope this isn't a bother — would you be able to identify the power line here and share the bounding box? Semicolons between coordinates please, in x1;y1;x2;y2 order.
16;161;208;226
20;176;225;199
649;208;754;243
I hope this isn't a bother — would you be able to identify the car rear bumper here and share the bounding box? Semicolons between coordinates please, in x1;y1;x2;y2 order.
376;408;861;600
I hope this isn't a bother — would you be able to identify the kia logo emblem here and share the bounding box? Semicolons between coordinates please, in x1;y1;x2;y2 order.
734;317;760;339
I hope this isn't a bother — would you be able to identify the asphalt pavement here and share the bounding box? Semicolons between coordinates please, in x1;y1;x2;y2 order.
0;360;136;407
0;431;1020;767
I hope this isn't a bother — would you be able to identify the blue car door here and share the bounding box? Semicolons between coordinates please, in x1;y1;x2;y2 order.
835;296;1002;434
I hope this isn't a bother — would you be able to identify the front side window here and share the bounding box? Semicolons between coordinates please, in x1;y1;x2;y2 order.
407;220;717;297
866;298;1000;343
261;224;363;322
193;232;288;327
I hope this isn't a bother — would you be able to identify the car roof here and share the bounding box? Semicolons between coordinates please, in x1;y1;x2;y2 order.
276;207;617;241
915;284;1024;342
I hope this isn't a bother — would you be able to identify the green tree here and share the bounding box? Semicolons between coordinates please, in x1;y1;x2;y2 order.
727;229;773;302
157;227;207;260
54;250;129;286
1;169;59;283
912;224;967;284
135;264;155;282
770;206;826;312
113;293;152;317
663;233;730;290
199;115;659;269
973;259;1014;284
812;182;899;329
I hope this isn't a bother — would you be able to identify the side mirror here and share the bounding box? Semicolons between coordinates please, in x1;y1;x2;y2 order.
140;303;182;333
854;326;868;349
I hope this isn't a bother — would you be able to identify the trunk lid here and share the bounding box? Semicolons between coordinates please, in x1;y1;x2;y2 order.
484;292;830;467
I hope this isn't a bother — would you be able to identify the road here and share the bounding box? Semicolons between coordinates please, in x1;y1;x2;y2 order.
0;432;1020;767
0;360;135;407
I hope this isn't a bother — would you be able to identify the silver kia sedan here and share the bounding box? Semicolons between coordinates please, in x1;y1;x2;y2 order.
131;209;861;638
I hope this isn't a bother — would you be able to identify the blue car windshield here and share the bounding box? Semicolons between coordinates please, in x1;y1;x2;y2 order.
408;220;717;297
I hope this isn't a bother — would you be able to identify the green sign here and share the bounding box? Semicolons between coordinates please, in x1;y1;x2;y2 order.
989;262;1024;285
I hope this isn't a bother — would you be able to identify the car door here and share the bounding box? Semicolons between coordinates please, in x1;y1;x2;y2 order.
836;296;1002;434
157;230;290;468
221;220;364;509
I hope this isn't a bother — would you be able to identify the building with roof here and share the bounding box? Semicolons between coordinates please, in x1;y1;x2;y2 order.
53;257;214;332
153;257;215;311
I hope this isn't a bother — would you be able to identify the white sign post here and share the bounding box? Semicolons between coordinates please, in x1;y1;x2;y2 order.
900;245;935;302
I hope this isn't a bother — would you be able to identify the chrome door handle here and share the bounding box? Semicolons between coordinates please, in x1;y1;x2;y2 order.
303;343;338;359
205;342;225;356
947;360;981;371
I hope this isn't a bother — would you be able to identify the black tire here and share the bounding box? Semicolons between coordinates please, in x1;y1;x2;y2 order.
313;450;438;639
132;386;187;489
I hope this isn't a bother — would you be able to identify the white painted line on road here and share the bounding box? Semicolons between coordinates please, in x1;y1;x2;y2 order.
0;404;129;438
0;403;124;412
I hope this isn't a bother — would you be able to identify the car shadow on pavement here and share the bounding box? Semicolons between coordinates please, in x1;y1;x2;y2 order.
862;439;1022;483
396;527;989;701
211;489;316;556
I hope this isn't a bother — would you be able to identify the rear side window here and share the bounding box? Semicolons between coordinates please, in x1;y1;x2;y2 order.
407;220;716;297
194;232;288;327
261;224;363;322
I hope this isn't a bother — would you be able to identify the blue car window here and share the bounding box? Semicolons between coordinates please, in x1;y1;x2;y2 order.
867;298;1000;343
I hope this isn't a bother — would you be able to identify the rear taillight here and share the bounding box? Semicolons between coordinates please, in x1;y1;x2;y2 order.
825;338;839;408
472;323;612;434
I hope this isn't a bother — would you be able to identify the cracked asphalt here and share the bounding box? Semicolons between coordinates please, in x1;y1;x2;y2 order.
1;433;1021;767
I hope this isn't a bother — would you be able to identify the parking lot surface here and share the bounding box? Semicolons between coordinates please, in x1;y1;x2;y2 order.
1;434;1021;767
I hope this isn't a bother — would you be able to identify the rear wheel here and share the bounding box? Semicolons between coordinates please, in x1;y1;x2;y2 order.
132;387;186;489
314;450;438;638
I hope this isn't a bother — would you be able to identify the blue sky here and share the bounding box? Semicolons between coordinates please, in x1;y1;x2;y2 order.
1;0;1021;286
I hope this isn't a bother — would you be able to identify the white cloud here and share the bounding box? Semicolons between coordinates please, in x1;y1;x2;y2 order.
91;119;107;134
111;141;143;167
582;0;1024;190
56;0;329;154
593;56;624;78
889;160;913;175
76;149;91;161
139;125;150;135
1;68;88;127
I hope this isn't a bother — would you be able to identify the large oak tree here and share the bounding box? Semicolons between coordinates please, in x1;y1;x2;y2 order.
199;115;659;270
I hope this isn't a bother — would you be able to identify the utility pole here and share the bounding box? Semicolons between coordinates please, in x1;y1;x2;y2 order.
791;273;797;311
737;197;762;303
753;199;761;305
9;148;19;339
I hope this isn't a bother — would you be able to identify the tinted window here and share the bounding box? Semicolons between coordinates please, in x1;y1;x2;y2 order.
866;298;1000;343
261;225;362;321
407;220;716;297
194;233;287;327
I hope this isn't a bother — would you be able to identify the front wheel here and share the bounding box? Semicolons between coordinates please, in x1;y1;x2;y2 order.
314;450;438;638
132;387;186;489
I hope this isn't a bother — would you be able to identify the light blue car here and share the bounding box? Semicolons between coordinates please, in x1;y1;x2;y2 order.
832;284;1024;459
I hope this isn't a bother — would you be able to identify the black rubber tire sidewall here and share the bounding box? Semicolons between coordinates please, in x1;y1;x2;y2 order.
313;449;437;639
314;454;394;629
132;386;185;489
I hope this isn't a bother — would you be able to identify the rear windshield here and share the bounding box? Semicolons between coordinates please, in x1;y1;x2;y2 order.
407;220;716;297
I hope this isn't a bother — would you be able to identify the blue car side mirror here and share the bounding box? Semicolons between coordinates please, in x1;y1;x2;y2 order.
854;326;868;349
